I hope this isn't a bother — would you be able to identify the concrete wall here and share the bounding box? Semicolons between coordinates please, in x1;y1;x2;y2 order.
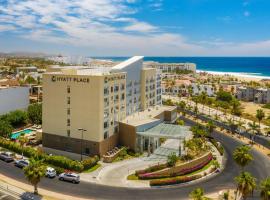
0;87;29;115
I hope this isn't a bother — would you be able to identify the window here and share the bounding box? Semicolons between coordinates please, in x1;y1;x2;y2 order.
104;131;108;139
67;86;70;93
85;148;90;155
67;130;70;137
67;97;70;104
104;121;108;129
67;119;70;126
67;108;70;115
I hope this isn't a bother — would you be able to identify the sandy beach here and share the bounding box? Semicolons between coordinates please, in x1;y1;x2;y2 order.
197;70;270;82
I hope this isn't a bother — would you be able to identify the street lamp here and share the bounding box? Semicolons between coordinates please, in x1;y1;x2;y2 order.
78;128;87;161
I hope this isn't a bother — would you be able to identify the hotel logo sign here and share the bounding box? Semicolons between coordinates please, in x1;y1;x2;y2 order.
51;76;90;83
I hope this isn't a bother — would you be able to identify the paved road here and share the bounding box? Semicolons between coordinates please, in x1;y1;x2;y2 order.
0;127;269;199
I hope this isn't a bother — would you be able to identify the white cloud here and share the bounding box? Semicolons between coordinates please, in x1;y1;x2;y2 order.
0;24;16;32
123;22;158;33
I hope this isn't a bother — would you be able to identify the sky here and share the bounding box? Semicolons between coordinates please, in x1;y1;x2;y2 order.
0;0;270;56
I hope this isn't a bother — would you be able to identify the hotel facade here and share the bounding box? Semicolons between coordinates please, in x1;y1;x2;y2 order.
42;56;172;157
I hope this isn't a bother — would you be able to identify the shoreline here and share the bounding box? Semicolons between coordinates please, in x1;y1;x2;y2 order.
196;70;270;81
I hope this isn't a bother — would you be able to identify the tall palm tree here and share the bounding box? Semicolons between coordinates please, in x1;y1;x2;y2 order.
200;91;207;114
260;177;270;200
206;120;215;136
233;145;253;171
234;172;256;200
18;134;29;158
248;121;259;142
256;109;265;133
189;187;210;200
23;159;46;195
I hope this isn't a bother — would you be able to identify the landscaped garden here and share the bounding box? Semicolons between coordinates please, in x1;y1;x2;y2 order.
127;125;223;186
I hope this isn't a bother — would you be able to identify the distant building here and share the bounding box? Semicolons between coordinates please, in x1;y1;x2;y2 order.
236;86;270;104
0;86;29;115
146;62;196;73
16;66;37;75
191;83;214;97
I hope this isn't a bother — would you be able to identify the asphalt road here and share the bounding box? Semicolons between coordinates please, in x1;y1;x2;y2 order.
0;125;269;199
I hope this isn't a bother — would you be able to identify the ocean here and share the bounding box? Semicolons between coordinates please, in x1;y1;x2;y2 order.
95;57;270;79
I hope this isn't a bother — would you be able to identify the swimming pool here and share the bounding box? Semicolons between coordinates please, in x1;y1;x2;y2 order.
11;129;34;139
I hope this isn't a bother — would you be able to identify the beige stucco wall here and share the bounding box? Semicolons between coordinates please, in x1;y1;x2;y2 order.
141;68;157;110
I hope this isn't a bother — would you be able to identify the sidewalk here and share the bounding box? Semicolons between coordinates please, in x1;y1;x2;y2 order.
0;174;91;200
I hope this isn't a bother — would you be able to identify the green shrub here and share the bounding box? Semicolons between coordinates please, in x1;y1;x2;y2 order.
0;138;85;172
209;138;224;155
81;155;99;170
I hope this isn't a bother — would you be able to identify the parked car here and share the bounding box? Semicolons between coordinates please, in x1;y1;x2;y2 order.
45;167;56;178
14;159;29;168
0;152;14;162
59;173;80;184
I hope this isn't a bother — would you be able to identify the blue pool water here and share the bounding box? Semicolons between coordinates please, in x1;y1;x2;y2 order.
11;129;33;139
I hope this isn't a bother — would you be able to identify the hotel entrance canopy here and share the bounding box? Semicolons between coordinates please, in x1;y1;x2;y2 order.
137;123;192;139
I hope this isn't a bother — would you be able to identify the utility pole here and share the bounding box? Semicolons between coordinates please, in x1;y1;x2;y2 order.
78;128;87;161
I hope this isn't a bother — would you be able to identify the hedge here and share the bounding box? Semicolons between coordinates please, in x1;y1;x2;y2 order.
150;174;202;186
209;138;224;155
135;163;168;176
0;137;98;172
138;154;212;180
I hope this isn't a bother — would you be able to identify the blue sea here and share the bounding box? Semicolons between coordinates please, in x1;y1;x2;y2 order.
95;57;270;79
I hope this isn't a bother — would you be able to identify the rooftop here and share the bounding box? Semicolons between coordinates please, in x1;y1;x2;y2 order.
111;56;144;70
121;105;176;127
137;123;192;139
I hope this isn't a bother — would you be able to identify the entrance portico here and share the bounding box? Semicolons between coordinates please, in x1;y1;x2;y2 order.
136;123;192;156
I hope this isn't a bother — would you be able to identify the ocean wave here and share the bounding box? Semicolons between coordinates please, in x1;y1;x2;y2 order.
197;70;270;80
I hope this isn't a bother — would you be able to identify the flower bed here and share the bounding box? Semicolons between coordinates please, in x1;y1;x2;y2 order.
150;174;202;186
138;153;213;180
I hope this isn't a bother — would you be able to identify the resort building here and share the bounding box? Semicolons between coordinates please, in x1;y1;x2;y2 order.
236;86;270;104
161;79;192;97
42;56;166;158
16;66;37;75
191;83;214;97
0;86;29;115
146;62;196;73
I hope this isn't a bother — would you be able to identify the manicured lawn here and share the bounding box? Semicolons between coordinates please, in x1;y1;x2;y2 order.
83;163;101;173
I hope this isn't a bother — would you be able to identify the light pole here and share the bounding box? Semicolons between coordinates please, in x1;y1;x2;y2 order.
78;128;87;161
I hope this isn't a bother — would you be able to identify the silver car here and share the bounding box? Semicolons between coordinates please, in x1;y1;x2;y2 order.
59;173;80;184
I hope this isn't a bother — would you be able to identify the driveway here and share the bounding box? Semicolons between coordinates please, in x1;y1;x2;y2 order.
81;139;180;187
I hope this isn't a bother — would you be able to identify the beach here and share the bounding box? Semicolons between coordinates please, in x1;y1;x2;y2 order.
197;70;270;82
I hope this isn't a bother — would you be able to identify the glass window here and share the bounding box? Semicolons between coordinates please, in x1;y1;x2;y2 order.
67;119;70;126
67;86;70;93
67;108;70;115
67;130;70;137
67;97;70;104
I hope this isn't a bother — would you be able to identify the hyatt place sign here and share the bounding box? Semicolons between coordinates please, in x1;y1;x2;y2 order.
51;76;90;83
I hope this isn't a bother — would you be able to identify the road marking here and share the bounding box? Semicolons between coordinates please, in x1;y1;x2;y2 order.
0;194;8;199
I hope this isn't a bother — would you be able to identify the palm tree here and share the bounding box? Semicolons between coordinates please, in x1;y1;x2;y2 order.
256;109;265;133
23;159;46;195
189;188;210;200
18;134;29;158
200;91;207;114
248;121;259;142
233;145;253;171
260;177;270;200
234;172;256;200
206;120;215;136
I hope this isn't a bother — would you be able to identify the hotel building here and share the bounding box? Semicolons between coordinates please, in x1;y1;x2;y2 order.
145;62;196;73
42;56;170;157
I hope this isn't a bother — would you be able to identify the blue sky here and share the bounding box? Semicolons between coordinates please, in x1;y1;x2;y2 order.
0;0;270;56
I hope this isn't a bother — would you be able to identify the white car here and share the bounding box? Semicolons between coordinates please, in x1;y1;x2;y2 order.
45;167;56;178
59;172;80;184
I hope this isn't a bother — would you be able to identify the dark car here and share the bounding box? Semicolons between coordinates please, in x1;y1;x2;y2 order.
0;152;14;162
14;159;29;168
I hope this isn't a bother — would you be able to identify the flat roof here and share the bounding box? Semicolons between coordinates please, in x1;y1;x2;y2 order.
137;123;192;139
121;105;176;127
